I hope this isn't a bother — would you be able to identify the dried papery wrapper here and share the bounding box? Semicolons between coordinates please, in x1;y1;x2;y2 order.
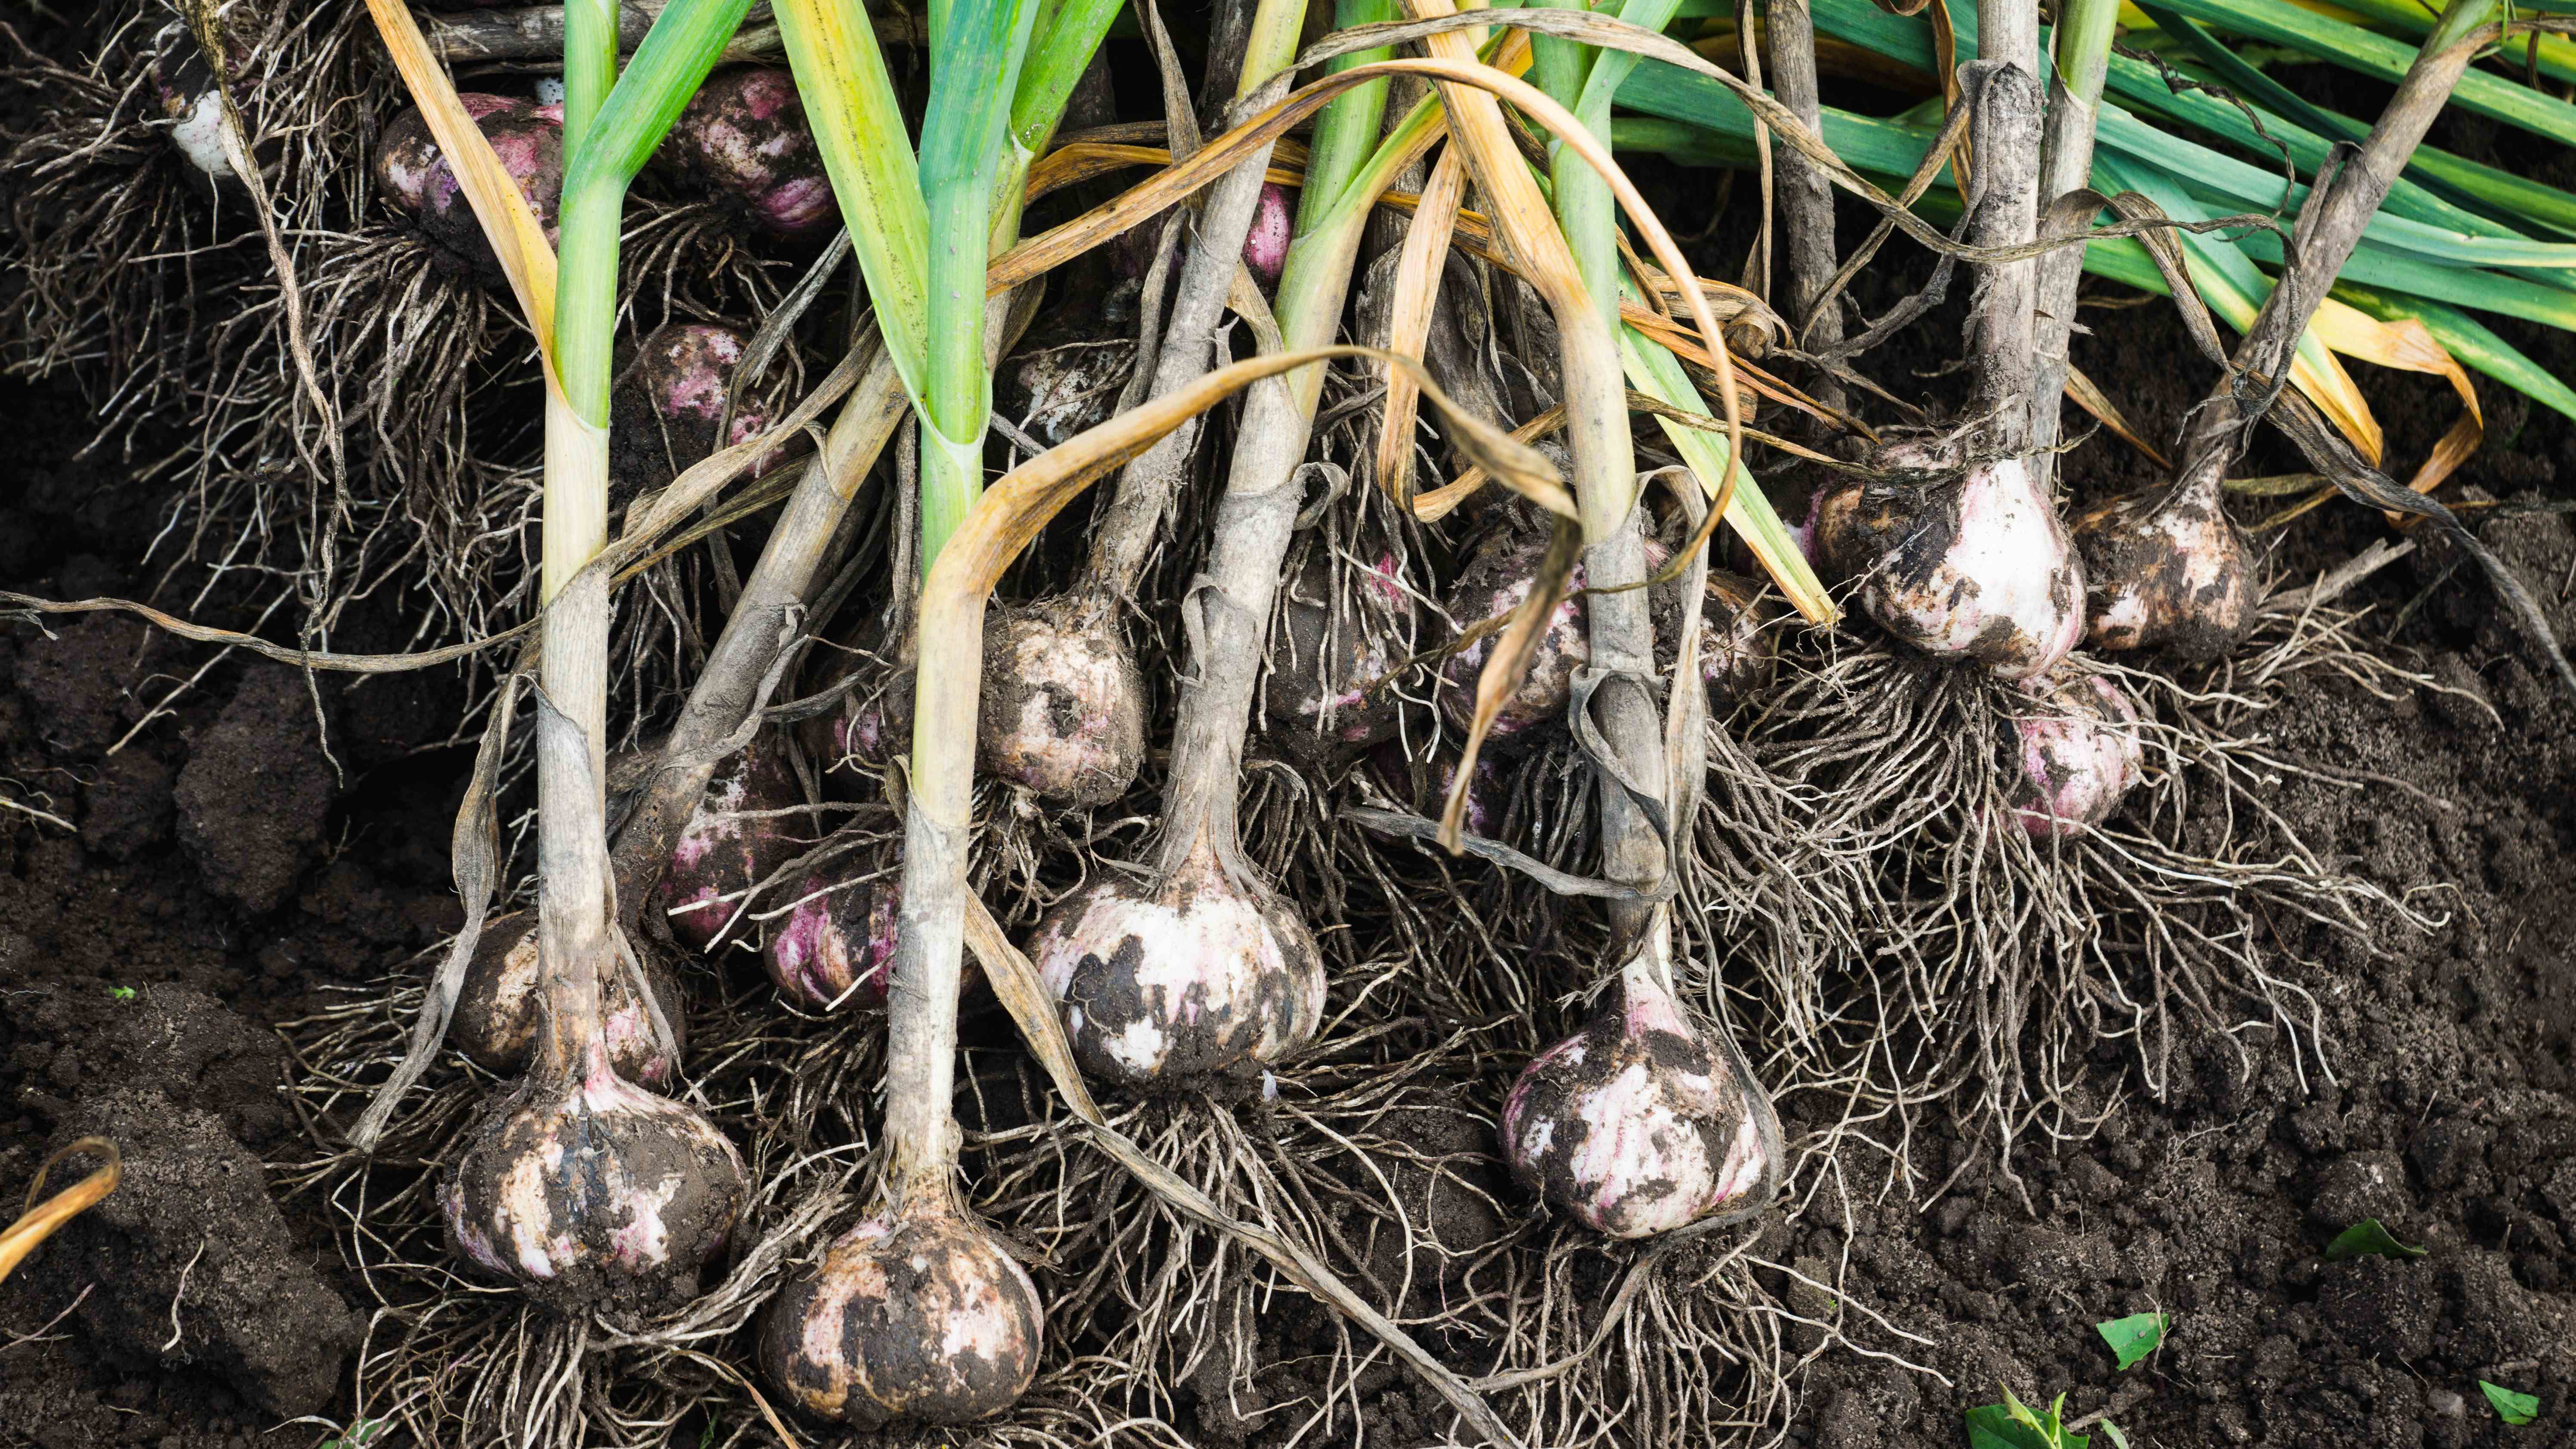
2072;479;2259;660
977;592;1147;805
1502;919;1783;1238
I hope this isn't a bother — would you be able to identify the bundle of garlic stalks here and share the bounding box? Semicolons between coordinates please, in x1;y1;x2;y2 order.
0;0;2553;1442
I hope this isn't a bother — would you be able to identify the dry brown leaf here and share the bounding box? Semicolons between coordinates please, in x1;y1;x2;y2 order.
1443;519;1583;851
1375;145;1470;506
2064;362;2172;468
0;1138;119;1283
361;0;559;374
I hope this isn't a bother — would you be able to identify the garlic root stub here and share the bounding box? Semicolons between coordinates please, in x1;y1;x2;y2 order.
978;597;1147;806
2009;668;2146;838
759;1205;1042;1427
2070;485;2257;659
441;1058;749;1314
1026;849;1326;1087
1832;446;2084;680
450;910;685;1084
1503;967;1774;1239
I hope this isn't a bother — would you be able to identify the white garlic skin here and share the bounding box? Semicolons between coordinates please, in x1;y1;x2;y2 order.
2008;669;2146;838
1026;851;1325;1087
1502;975;1771;1239
449;910;682;1085
1843;446;2085;680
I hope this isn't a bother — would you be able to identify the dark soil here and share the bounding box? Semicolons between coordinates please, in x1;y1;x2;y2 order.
6;19;2576;1449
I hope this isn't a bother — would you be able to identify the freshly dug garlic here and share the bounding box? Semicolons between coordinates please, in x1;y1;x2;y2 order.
1436;527;1592;745
1502;923;1779;1238
2007;668;2146;838
450;910;683;1084
1267;547;1415;756
373;96;563;276
1682;570;1775;715
609;322;772;512
761;859;899;1011
1243;183;1294;286
1835;440;2084;680
759;1201;1043;1426
1025;844;1326;1088
2070;480;2256;659
978;594;1147;806
654;730;813;954
441;1033;747;1314
661;67;834;234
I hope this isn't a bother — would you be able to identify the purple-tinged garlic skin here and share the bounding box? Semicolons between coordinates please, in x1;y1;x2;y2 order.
655;731;812;954
1436;530;1589;745
2008;670;2146;838
609;322;770;511
979;597;1146;806
663;68;834;235
762;869;900;1011
1243;183;1293;285
1838;444;2084;680
1502;972;1773;1239
758;1206;1042;1426
2071;486;2257;660
372;97;563;278
1026;850;1326;1088
1699;572;1775;713
440;1055;749;1314
1268;549;1415;756
450;910;684;1085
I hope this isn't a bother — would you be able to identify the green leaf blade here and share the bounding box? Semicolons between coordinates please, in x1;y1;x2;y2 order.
2095;1311;2169;1371
2325;1218;2428;1261
2482;1380;2541;1426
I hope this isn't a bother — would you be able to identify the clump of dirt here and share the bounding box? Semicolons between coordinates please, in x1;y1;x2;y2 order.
173;665;340;915
25;1089;363;1418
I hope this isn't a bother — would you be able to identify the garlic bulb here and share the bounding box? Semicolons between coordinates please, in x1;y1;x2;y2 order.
1502;925;1779;1238
759;1203;1042;1425
449;910;682;1084
2007;668;2146;837
1835;441;2084;680
978;595;1147;806
2071;481;2257;659
1025;844;1325;1087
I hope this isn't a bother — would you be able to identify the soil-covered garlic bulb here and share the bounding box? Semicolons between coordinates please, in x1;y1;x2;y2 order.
1026;846;1326;1087
441;1022;747;1314
759;1201;1042;1426
978;595;1147;806
761;860;900;1010
661;67;833;234
1680;570;1775;715
609;322;771;512
655;730;814;954
1502;924;1780;1239
450;910;683;1084
1437;528;1590;745
1267;547;1414;755
2070;482;2257;659
2007;668;2146;838
373;96;563;277
1834;440;2084;680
